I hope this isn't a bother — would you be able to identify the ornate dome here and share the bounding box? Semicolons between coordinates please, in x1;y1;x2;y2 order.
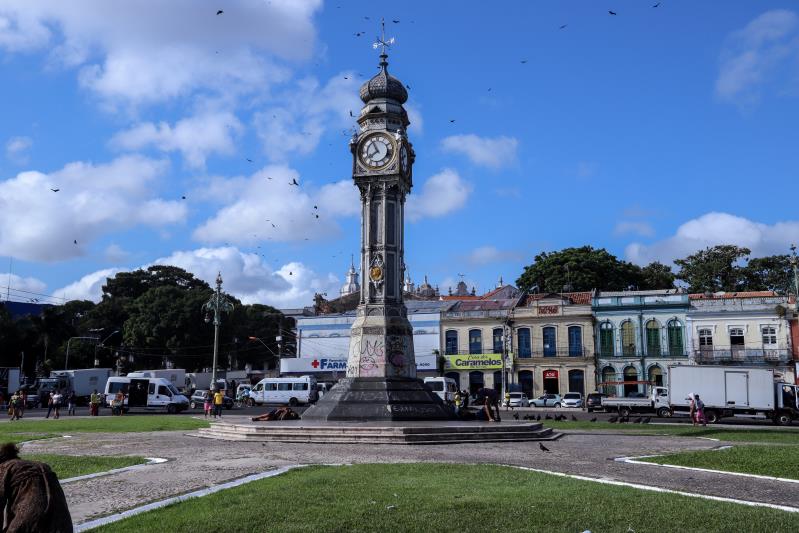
359;54;408;104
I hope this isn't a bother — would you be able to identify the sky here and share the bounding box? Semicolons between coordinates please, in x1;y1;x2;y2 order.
1;0;798;308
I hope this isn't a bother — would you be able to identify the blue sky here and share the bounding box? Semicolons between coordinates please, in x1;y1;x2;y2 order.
1;0;798;307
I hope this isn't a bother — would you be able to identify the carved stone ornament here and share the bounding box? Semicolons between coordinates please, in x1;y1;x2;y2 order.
369;253;385;291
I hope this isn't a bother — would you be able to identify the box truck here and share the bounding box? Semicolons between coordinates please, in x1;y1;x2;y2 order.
37;369;112;405
665;365;798;425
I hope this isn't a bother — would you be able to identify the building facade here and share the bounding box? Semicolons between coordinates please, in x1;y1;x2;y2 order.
686;292;794;383
593;290;690;397
510;292;596;398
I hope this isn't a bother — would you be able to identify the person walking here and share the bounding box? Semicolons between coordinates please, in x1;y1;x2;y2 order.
453;390;461;416
9;391;22;421
0;443;73;532
45;391;55;419
66;390;76;416
203;391;212;419
89;390;101;416
504;390;512;411
213;388;224;419
20;389;27;418
114;390;125;416
51;390;63;419
694;393;707;427
688;393;697;427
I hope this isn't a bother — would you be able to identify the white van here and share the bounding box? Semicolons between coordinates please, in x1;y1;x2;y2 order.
249;375;317;406
424;377;458;404
105;377;190;414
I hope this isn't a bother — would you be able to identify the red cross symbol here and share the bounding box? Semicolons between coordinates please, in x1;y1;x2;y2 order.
311;359;320;369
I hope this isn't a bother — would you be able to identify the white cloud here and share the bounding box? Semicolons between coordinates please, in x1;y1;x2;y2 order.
404;102;423;135
614;221;655;238
406;169;472;222
625;212;799;265
465;246;523;266
192;165;350;245
254;73;361;162
716;9;799;106
0;0;321;107
0;273;47;298
103;243;130;263
440;134;518;169
54;247;339;308
5;136;32;164
316;179;360;217
54;268;122;302
110;111;243;168
0;155;186;261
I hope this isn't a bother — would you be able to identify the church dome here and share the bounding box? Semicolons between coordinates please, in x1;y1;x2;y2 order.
359;54;408;104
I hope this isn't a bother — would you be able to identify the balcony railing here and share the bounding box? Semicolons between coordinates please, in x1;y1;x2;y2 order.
445;349;505;356
693;348;790;364
596;351;689;358
515;348;591;359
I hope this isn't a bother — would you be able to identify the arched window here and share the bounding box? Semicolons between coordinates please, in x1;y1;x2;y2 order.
492;328;504;354
623;366;639;397
621;321;636;356
445;330;458;355
568;326;582;357
599;322;614;357
517;328;531;358
648;365;663;387
469;329;482;354
646;320;661;357
667;319;683;356
601;366;616;396
543;327;556;357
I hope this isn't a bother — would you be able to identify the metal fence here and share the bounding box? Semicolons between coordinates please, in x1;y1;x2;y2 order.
693;348;790;364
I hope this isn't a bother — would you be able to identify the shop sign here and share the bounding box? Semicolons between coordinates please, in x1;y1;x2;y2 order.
445;354;503;370
543;369;559;379
538;305;559;315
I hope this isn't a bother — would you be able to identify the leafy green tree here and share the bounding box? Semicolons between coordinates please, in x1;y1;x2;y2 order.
516;246;642;293
639;261;676;290
674;245;751;293
740;254;792;293
102;265;210;301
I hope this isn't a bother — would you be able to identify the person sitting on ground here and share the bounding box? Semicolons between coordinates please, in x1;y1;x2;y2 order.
0;443;73;532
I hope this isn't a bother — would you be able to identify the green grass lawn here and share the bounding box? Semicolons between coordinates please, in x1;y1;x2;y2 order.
640;445;799;480
0;415;208;444
23;453;147;479
549;420;799;443
88;463;795;533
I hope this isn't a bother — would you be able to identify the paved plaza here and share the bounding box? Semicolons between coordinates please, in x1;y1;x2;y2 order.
17;419;797;526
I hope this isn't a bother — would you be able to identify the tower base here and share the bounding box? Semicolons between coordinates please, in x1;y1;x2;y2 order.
301;377;455;422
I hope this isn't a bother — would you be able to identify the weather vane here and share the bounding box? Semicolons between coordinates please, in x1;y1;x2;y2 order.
372;18;395;55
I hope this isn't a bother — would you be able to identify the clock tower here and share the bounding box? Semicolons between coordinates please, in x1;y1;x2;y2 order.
303;40;452;421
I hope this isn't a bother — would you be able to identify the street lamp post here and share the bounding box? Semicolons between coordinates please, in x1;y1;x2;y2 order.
94;329;120;367
65;336;100;370
203;272;234;391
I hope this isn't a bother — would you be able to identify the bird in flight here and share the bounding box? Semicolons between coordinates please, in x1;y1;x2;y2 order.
181;195;186;200
520;59;528;64
392;20;400;23
246;158;253;162
354;32;364;37
559;24;568;29
50;188;60;192
405;84;411;90
290;178;299;186
349;110;354;117
449;119;455;123
314;205;318;209
216;9;223;15
539;443;550;452
609;10;617;15
73;239;78;245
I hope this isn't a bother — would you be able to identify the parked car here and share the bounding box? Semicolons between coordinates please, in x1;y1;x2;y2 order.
562;392;583;408
531;394;562;408
505;392;530;408
586;393;607;412
189;389;233;410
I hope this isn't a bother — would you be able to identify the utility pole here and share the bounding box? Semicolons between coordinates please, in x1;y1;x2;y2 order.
203;272;234;391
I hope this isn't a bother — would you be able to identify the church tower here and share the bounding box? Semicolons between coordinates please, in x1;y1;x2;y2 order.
303;27;451;421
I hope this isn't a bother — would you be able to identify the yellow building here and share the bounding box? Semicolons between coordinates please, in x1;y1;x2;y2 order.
510;292;596;398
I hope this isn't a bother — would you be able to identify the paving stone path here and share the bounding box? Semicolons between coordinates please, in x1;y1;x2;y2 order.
18;419;798;525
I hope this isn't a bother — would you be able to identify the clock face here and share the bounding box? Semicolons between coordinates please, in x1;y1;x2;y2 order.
359;134;394;169
400;145;409;173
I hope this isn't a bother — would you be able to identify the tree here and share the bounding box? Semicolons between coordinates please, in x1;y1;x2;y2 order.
674;245;751;293
639;262;675;290
102;266;210;301
516;246;642;293
740;254;792;294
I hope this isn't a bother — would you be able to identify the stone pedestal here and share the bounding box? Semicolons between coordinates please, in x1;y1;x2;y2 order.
301;377;454;422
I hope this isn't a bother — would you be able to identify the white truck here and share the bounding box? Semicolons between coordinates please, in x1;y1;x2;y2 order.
665;365;799;425
105;376;190;414
41;369;112;404
127;369;186;391
601;387;669;418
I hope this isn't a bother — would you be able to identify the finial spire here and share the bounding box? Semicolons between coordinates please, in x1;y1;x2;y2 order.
372;17;395;69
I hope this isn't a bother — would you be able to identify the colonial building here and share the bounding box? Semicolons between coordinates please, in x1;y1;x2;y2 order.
593;289;690;397
686;291;794;383
511;292;596;398
339;256;360;298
